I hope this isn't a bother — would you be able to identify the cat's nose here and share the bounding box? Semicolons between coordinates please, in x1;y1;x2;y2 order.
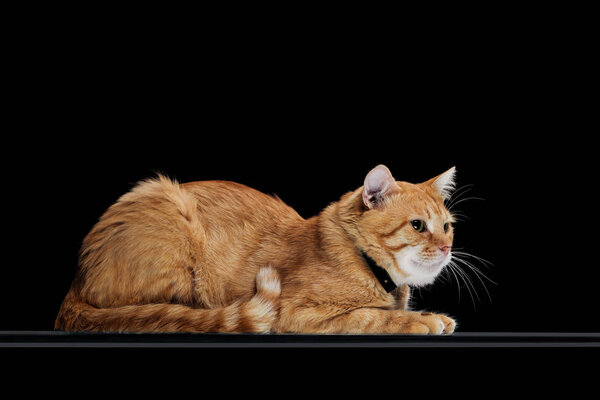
439;245;451;255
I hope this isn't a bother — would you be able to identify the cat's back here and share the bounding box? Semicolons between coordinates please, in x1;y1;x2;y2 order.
90;176;302;250
77;176;303;307
181;179;303;229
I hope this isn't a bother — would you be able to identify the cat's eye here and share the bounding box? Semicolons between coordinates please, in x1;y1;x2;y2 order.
444;222;451;233
411;220;426;233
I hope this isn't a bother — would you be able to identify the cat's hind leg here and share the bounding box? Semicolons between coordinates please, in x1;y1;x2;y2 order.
55;265;281;333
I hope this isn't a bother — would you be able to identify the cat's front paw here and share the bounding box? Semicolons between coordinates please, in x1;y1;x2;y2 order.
403;312;456;335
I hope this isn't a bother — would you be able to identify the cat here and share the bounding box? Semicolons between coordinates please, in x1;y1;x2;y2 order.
55;164;457;334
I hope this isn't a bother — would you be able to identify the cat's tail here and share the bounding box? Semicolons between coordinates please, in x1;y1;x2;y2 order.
54;266;281;333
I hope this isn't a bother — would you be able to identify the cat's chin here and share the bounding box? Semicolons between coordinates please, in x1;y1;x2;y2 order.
390;258;449;287
402;272;441;287
390;248;453;287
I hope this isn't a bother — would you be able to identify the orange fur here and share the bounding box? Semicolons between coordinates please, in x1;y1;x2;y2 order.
55;166;457;334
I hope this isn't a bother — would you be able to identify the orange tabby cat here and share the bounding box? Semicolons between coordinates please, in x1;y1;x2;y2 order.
55;165;457;334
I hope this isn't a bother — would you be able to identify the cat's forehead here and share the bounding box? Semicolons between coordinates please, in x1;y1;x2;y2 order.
395;181;441;199
390;181;449;217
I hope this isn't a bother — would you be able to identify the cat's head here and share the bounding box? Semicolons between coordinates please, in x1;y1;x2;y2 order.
346;164;457;287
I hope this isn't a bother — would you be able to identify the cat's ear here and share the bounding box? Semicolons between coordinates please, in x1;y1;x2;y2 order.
362;164;399;209
426;166;457;200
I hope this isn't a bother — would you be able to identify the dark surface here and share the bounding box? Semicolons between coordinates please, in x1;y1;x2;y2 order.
2;331;600;348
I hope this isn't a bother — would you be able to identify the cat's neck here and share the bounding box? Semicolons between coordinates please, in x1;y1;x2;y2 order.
315;189;366;267
313;189;403;296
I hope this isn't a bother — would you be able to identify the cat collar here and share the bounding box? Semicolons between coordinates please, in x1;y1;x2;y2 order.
360;251;398;293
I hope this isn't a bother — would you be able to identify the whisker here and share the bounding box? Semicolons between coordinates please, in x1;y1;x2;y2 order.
445;261;462;303
452;254;496;282
451;255;495;303
463;265;495;284
449;211;471;223
439;182;494;310
445;184;475;210
456;262;480;304
456;266;478;309
452;251;494;269
448;196;486;211
447;260;478;308
437;267;451;284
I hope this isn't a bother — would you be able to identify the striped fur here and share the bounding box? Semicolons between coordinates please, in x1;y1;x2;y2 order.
55;265;280;333
56;165;457;334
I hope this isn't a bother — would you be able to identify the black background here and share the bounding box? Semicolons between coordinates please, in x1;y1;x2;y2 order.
3;11;600;392
3;17;598;338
